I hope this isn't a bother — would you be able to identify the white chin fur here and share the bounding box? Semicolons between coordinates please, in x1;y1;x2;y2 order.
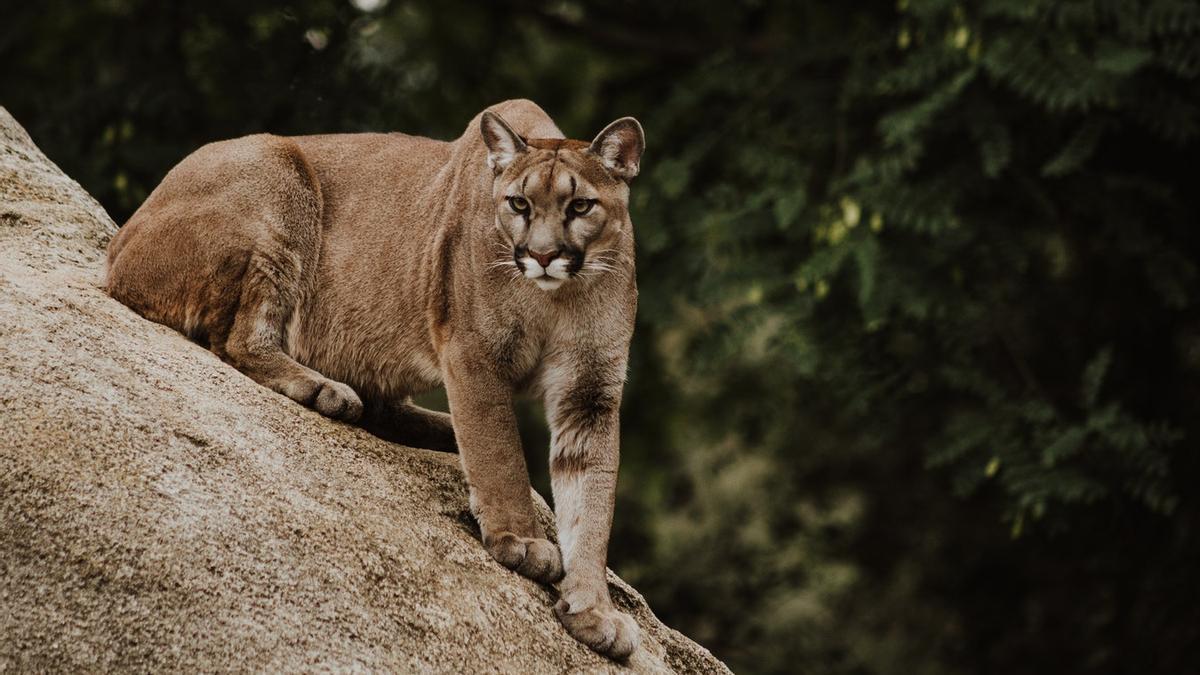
533;277;565;291
546;258;571;280
520;255;568;289
521;258;544;279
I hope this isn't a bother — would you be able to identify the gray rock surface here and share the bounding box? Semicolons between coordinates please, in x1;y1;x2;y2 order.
0;108;729;674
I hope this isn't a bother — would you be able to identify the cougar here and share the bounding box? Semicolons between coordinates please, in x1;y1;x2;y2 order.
104;99;645;659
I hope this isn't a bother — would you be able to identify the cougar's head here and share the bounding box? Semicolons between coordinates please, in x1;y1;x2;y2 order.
481;111;644;292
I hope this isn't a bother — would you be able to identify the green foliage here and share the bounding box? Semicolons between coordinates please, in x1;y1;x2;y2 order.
4;1;1200;673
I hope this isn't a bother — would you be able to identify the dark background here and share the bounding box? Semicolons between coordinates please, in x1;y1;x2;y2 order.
4;1;1200;673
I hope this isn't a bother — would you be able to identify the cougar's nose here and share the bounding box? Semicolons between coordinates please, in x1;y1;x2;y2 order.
529;248;559;268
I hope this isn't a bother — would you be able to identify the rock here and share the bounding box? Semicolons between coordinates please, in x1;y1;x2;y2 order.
0;108;729;674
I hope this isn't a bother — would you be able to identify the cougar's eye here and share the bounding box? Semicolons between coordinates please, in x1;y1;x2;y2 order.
507;195;530;213
569;198;594;216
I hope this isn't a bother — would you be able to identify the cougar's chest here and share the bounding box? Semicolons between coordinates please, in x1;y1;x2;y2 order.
485;309;568;392
483;320;537;385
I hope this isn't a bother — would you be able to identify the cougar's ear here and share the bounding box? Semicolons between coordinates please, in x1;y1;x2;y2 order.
480;111;527;174
589;117;645;180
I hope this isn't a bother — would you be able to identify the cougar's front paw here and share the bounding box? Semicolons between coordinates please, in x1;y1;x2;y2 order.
313;379;363;422
484;532;564;584
555;598;640;660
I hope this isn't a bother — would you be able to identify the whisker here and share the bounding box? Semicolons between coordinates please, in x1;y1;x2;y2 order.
586;260;622;270
585;254;628;268
586;248;628;261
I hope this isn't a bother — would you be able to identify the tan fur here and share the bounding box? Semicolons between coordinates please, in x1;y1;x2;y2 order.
104;99;645;659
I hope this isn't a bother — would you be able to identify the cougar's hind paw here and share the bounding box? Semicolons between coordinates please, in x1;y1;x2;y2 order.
313;379;363;422
283;375;362;422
